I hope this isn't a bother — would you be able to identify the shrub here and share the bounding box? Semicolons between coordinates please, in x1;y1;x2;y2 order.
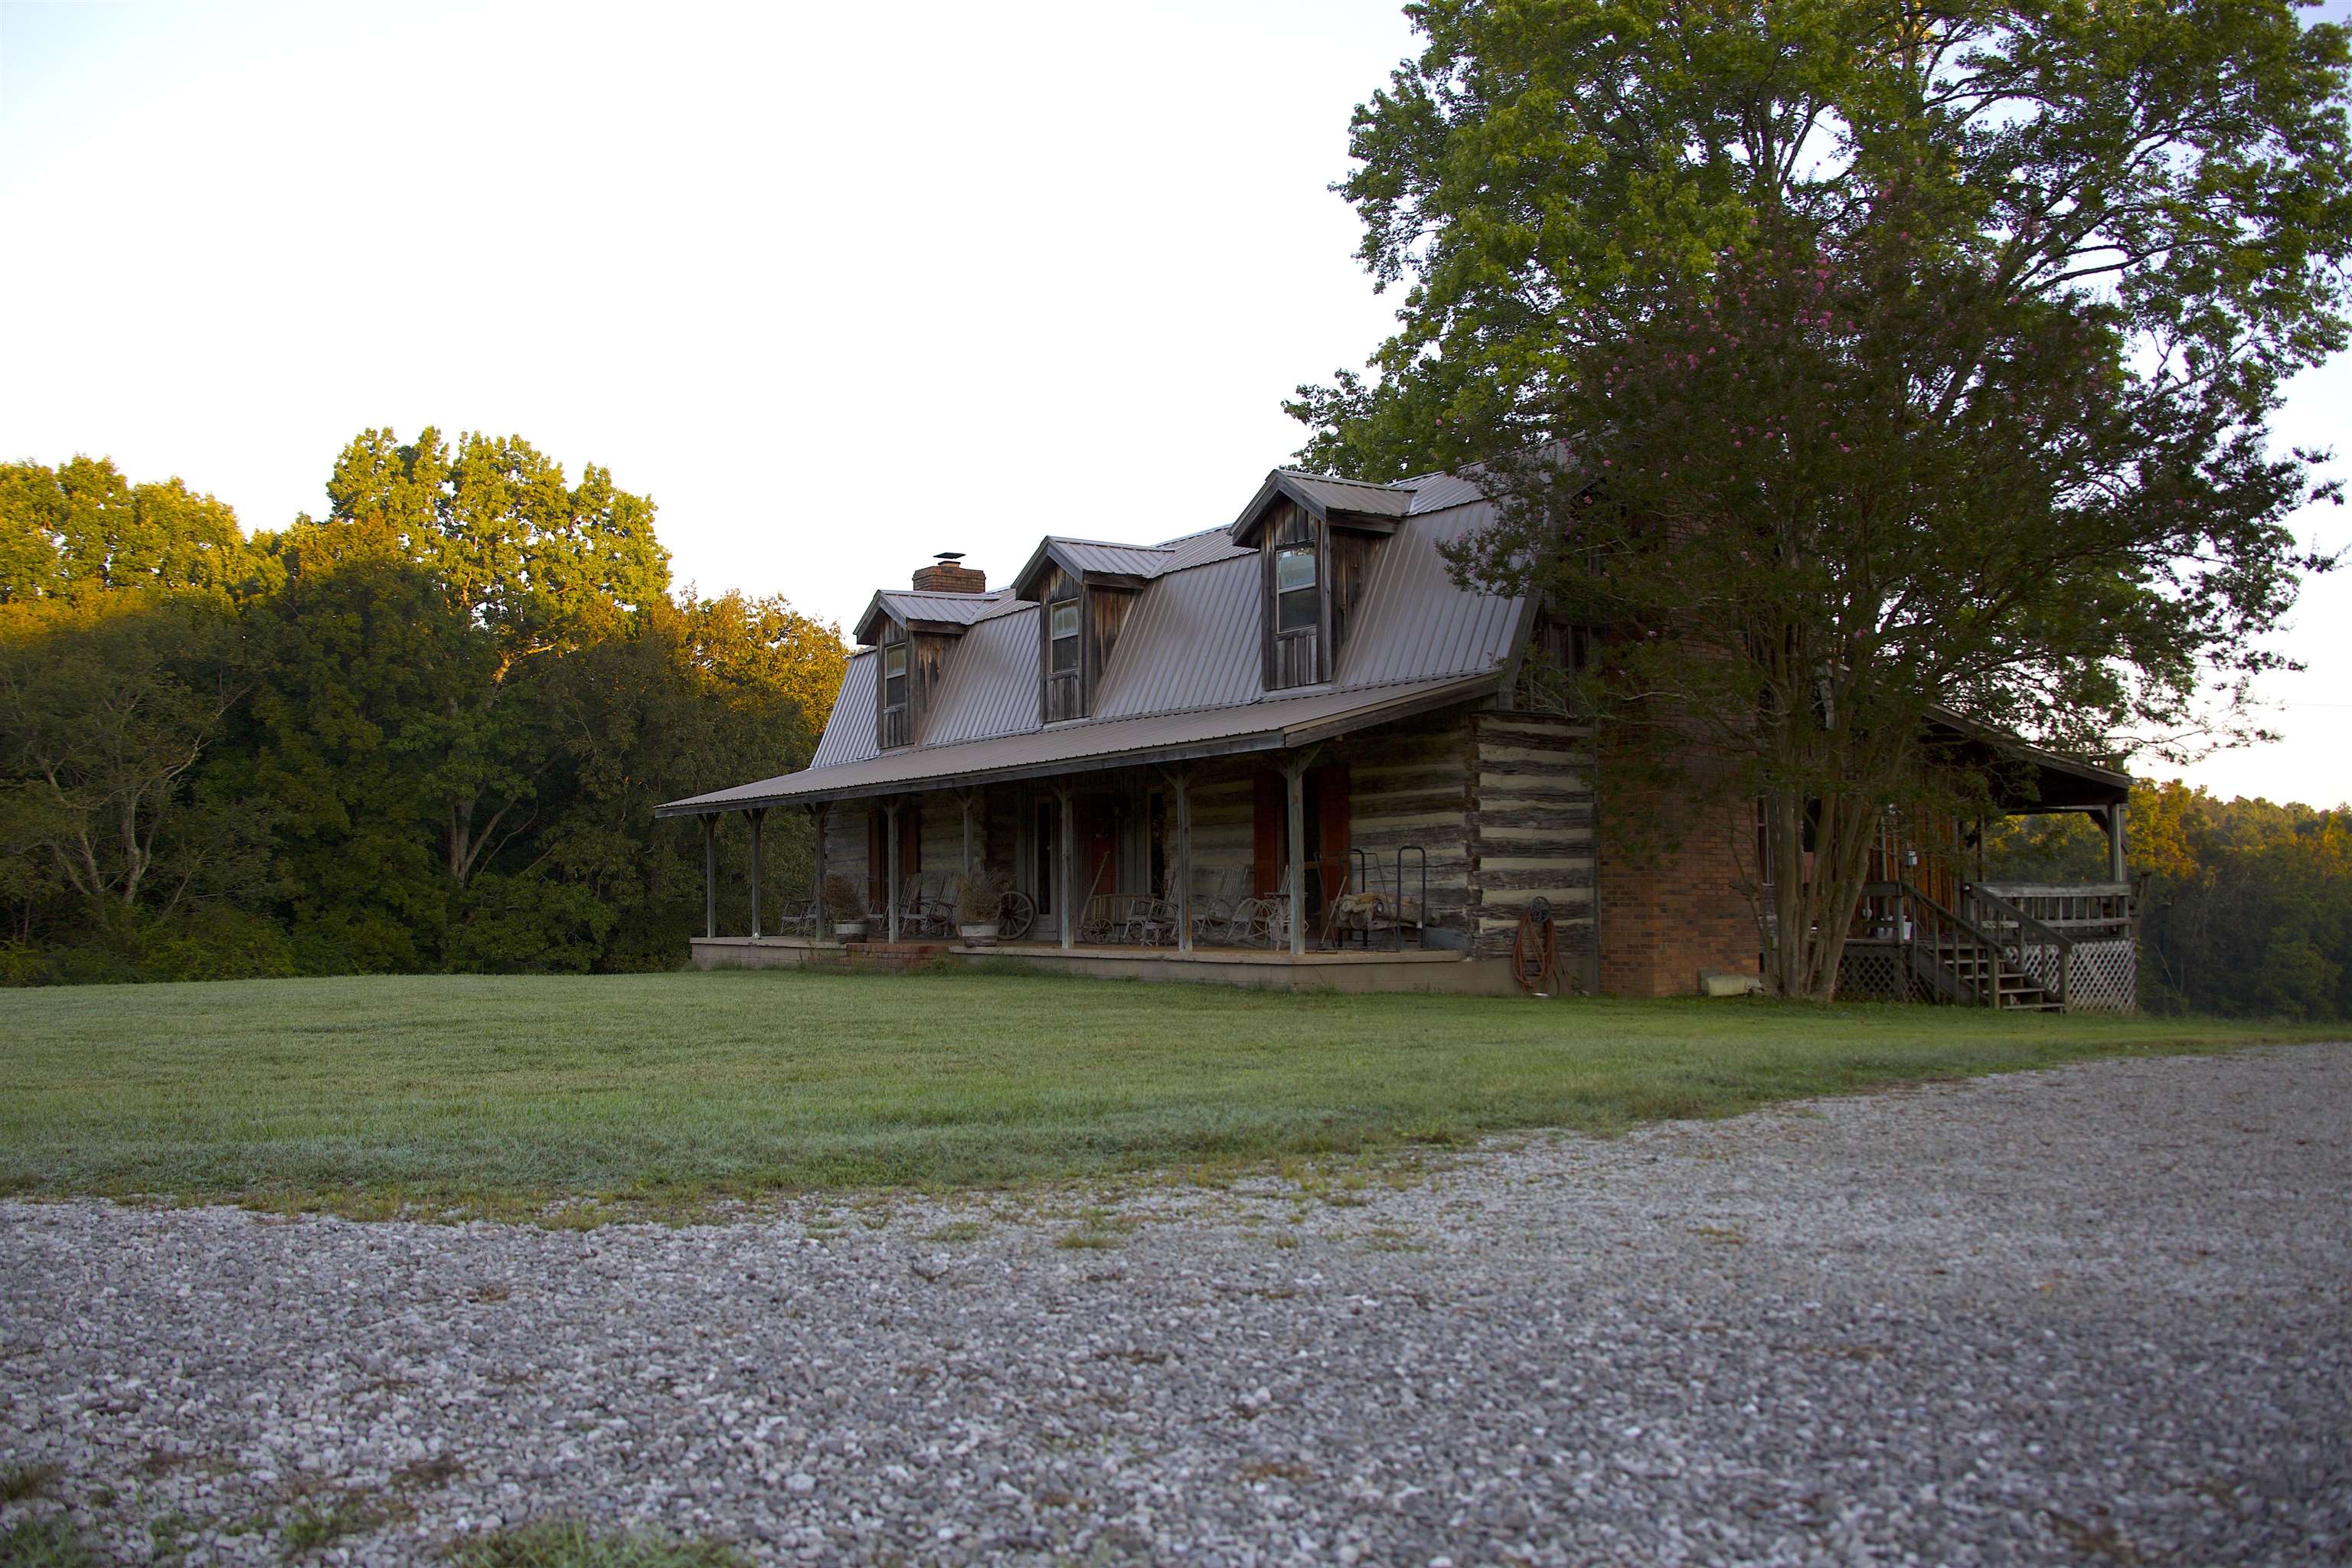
820;873;864;923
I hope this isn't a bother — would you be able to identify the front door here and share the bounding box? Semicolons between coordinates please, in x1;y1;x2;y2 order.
1074;795;1119;909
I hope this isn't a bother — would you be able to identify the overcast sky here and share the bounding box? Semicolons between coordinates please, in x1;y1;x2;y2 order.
3;0;2346;807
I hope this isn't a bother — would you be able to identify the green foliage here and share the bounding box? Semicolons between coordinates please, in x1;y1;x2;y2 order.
449;1521;749;1568
1987;781;2352;1018
0;1516;101;1568
1295;0;2352;998
0;442;845;982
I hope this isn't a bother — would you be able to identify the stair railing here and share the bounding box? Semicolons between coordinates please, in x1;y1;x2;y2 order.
1861;880;2019;1008
1961;884;2073;1010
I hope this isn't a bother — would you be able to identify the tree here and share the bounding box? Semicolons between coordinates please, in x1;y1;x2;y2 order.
1294;0;2352;997
0;594;250;916
0;456;276;604
298;428;671;888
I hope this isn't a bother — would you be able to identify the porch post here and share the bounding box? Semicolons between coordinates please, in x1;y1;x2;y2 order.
1169;766;1193;954
811;804;828;939
701;814;717;939
1057;784;1076;951
2107;800;2128;884
960;789;975;874
746;808;765;938
1284;756;1308;957
884;798;902;942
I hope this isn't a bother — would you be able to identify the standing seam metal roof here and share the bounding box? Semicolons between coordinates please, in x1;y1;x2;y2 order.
663;471;1527;813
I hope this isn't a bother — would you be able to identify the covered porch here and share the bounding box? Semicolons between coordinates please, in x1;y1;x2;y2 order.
684;744;1468;967
1834;727;2140;1011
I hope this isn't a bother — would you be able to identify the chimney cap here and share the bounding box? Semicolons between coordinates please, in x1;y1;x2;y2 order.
933;551;965;563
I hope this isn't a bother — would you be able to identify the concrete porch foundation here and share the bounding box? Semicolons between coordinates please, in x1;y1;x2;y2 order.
689;937;1523;995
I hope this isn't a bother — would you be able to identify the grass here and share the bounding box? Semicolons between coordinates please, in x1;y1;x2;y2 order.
0;969;2337;1219
447;1522;748;1567
0;1517;101;1568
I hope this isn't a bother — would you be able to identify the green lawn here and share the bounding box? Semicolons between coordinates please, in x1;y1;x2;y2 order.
1;969;2337;1217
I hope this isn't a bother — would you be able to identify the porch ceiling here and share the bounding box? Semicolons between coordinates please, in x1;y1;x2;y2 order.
1926;706;2133;812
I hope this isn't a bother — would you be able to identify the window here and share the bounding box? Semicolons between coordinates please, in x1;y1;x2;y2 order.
1044;593;1083;722
1276;546;1317;632
879;638;910;747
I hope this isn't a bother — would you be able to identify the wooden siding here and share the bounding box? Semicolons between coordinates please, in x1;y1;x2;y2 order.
1328;527;1377;666
1468;712;1599;968
822;805;869;912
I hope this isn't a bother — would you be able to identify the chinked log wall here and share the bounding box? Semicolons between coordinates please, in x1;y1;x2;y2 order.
790;702;1599;953
1468;713;1599;972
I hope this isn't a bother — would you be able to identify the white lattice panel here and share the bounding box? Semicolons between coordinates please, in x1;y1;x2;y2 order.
2066;939;2138;1013
1838;944;1910;1003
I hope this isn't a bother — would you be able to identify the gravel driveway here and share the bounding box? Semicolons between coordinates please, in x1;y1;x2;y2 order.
4;1044;2347;1566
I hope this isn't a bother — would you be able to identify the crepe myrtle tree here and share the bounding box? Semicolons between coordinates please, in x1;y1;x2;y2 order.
1292;0;2352;998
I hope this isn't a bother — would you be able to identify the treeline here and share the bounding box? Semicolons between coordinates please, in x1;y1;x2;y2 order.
1985;782;2352;1020
1;435;844;983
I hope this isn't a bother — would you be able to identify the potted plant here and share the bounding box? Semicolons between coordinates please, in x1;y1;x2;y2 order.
956;866;1011;946
822;874;867;941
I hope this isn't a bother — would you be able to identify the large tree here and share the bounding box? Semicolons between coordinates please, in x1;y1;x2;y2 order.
1293;0;2352;997
292;427;671;890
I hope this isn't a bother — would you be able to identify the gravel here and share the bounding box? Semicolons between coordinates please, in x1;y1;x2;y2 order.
4;1044;2347;1566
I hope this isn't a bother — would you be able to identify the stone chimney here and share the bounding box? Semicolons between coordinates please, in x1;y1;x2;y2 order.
912;552;985;594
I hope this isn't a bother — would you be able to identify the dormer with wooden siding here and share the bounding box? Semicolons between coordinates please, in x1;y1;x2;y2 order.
1231;470;1410;692
851;557;1013;751
1011;538;1164;724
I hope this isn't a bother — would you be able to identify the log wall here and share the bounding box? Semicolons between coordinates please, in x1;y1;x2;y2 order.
1466;713;1599;973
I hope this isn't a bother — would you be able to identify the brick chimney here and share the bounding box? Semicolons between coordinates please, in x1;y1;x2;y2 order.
912;551;985;594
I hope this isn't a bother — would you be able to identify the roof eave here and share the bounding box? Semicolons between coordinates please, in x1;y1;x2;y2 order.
653;672;1504;816
1230;471;1406;544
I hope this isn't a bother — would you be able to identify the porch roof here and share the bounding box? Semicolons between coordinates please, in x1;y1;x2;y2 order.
654;671;1502;815
1926;707;2133;811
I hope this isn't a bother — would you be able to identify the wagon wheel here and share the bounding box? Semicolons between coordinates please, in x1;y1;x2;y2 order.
997;890;1035;941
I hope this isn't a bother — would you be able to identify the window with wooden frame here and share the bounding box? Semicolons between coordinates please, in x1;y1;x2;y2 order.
1044;587;1083;722
878;635;911;748
1262;505;1324;691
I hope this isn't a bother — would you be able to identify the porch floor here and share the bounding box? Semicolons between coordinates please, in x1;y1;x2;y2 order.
689;936;1518;995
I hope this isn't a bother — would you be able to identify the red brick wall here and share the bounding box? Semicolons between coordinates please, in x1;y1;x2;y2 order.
1596;742;1759;997
911;561;986;594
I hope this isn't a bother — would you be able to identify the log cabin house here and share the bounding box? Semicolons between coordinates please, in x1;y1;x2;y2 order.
658;464;2137;1006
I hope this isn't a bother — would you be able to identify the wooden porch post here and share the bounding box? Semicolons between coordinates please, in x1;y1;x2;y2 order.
884;798;902;942
1057;784;1076;951
2107;801;2128;884
701;814;717;939
1283;756;1308;957
746;808;765;938
810;804;828;939
960;789;976;874
1167;766;1193;954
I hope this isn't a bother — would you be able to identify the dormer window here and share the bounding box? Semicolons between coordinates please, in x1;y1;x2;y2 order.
1262;505;1325;690
1233;471;1407;694
1276;545;1317;632
880;636;911;748
1043;571;1086;722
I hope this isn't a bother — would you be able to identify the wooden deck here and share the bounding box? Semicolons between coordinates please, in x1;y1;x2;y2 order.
689;936;1520;995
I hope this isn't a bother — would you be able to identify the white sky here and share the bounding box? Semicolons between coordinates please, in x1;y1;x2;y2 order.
3;0;2346;808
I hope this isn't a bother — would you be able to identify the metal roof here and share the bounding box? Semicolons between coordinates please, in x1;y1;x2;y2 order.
916;603;1041;747
852;586;1020;645
1155;526;1253;570
660;461;1532;815
808;651;877;768
655;672;1502;814
1230;469;1418;542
